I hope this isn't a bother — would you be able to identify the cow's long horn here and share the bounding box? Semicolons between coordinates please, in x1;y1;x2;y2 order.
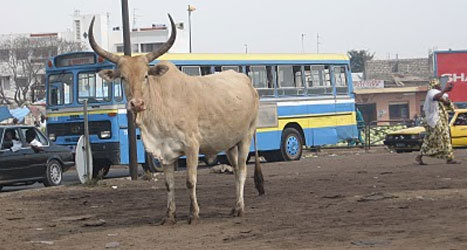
88;16;121;64
145;14;176;62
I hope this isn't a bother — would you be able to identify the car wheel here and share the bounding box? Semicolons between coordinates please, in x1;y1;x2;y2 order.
44;159;63;187
280;127;303;161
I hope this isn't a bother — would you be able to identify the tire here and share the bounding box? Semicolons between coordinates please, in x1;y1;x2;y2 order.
280;127;303;161
43;159;63;187
262;150;282;162
202;155;219;166
246;153;252;164
93;160;112;179
142;152;163;172
217;155;229;165
395;149;412;153
176;158;186;170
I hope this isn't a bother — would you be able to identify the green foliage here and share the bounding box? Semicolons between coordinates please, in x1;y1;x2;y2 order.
347;49;375;73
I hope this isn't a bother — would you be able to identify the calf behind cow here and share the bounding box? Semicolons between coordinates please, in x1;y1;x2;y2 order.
88;14;264;224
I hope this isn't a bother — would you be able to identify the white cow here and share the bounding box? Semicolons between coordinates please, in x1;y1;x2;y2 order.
88;14;264;224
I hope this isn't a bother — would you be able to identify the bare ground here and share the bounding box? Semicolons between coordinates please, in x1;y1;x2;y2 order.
0;148;466;250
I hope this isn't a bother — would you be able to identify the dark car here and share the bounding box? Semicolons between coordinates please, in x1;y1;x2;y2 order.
0;125;74;191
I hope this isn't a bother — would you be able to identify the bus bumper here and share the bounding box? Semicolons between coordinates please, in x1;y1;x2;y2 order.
90;142;120;165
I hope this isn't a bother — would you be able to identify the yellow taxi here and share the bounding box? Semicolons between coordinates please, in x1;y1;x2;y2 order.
384;109;466;153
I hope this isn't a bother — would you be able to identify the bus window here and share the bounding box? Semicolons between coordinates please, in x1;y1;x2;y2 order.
221;66;240;72
182;66;201;76
78;72;111;103
48;73;73;105
277;65;305;96
334;66;349;95
200;66;212;75
247;66;274;97
306;65;333;95
213;66;240;73
114;78;123;102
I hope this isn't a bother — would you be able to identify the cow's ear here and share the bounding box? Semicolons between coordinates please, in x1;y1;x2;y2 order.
98;69;120;82
148;65;169;77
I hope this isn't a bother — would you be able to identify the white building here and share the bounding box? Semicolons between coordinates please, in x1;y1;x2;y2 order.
0;11;188;106
72;11;188;53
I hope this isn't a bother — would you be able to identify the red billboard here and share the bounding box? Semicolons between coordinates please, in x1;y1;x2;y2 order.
434;50;467;103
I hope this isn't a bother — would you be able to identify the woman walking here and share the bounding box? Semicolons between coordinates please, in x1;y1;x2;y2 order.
415;79;460;165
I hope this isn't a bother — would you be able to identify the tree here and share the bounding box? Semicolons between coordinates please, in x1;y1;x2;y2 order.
347;49;375;73
0;36;85;106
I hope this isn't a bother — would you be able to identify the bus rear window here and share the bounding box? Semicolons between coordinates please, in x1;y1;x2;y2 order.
48;73;73;105
78;72;111;103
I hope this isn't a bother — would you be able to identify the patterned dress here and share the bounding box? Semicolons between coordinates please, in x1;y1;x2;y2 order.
420;101;455;160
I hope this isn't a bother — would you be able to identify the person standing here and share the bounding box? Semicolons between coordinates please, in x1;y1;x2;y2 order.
415;79;460;165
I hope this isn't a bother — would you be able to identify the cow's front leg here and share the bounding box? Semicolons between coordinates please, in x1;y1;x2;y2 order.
161;161;177;225
186;145;200;224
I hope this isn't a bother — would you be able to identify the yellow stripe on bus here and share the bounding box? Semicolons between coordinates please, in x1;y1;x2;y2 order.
257;112;357;132
48;110;357;133
47;109;120;117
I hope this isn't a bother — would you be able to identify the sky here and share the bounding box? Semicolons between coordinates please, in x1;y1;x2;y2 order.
1;0;466;59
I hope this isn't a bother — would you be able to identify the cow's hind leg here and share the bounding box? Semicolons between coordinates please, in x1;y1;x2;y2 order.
227;140;248;217
186;144;200;224
161;161;177;225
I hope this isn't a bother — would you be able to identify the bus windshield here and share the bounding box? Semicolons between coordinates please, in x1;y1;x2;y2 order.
78;72;111;103
48;73;73;106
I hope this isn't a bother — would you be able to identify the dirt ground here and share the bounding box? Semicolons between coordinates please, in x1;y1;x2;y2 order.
0;148;466;250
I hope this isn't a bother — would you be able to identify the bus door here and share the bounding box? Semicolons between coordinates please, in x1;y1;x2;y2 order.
49;82;64;106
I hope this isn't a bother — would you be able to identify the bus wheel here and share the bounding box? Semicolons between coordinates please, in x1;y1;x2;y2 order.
280;128;303;161
202;154;219;166
93;161;111;179
142;152;163;172
262;150;282;162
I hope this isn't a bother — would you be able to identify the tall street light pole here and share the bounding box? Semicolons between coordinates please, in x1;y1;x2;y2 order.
121;0;138;180
187;5;196;53
316;33;320;53
301;33;305;53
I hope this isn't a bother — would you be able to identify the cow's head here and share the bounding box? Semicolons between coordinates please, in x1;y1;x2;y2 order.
88;14;176;113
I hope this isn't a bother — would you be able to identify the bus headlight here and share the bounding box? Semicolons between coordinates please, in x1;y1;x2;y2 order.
49;133;56;141
100;131;111;139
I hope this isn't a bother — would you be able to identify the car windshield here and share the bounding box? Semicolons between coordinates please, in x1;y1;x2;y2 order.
448;112;454;123
48;73;73;106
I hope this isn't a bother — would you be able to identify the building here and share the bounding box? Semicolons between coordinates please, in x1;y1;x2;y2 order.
355;86;427;124
354;57;433;124
71;11;188;54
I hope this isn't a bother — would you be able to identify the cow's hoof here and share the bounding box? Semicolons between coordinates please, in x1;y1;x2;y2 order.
230;207;244;217
188;215;199;225
160;216;176;226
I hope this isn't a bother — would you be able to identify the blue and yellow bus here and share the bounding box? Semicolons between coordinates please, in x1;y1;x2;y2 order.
45;52;358;173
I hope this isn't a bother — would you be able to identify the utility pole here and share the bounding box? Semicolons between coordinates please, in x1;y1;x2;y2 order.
316;33;320;53
301;33;305;53
187;5;196;53
121;0;138;180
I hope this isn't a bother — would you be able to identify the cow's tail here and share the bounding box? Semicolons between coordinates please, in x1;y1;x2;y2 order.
253;130;265;195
